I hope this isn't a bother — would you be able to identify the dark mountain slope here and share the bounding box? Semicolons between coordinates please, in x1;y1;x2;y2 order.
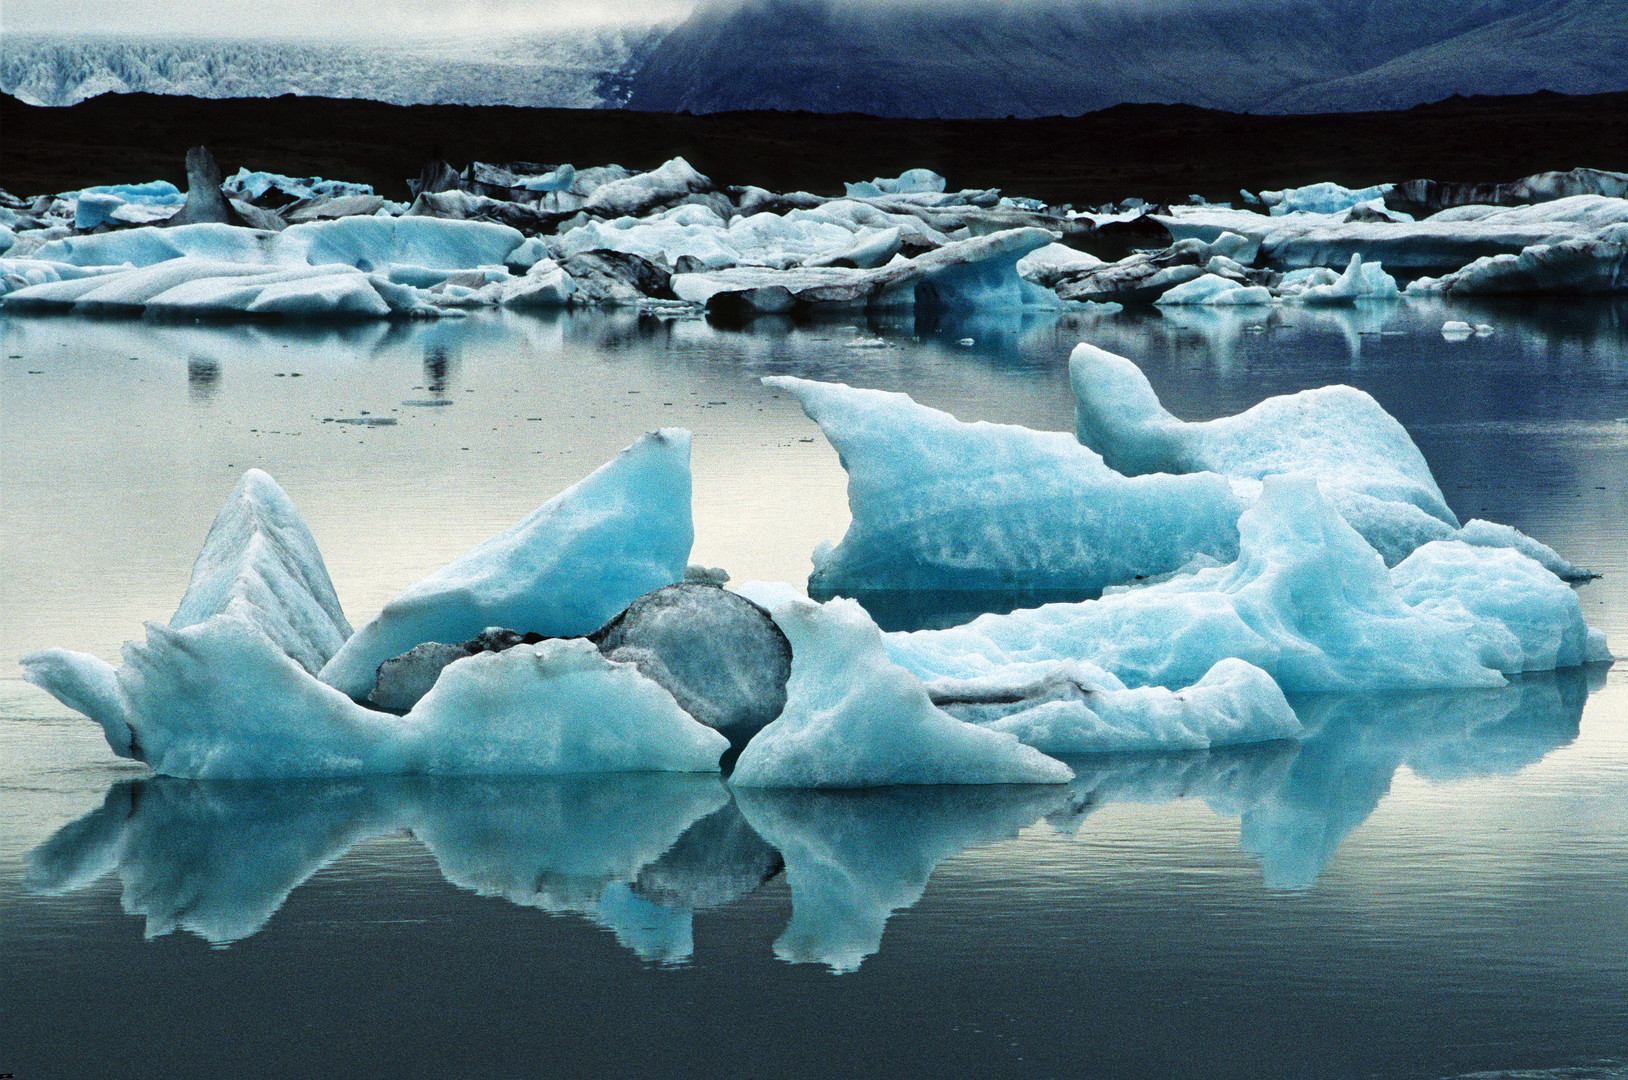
1266;0;1628;112
624;0;1622;117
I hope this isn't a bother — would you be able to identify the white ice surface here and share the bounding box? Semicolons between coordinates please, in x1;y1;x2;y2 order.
935;657;1303;754
1071;343;1456;525
582;157;713;219
1258;181;1393;216
764;375;1246;594
672;227;1058;313
886;476;1608;695
1154;274;1273;305
730;585;1073;788
168;469;352;676
1280;253;1400;303
319;429;693;699
20;445;727;779
1157;195;1628;272
1406;225;1628;295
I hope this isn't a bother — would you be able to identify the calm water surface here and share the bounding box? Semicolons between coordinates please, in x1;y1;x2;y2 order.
2;298;1625;1080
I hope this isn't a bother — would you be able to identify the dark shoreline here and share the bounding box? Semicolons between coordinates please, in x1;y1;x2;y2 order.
4;89;1627;206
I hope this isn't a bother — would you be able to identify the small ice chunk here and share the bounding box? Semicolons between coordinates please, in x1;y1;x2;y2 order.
729;590;1072;788
1442;320;1474;340
933;657;1302;754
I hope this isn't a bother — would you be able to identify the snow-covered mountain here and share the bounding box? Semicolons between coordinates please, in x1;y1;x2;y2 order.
0;30;668;109
623;0;1628;117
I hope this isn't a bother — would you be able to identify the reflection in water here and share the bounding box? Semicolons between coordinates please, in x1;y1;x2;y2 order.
185;355;220;401
1242;669;1593;889
25;671;1593;970
735;783;1067;972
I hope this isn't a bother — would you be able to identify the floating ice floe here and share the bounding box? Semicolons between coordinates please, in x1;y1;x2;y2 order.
765;374;1247;597
886;475;1610;695
1276;253;1400;303
772;349;1590;598
21;436;728;780
1158;194;1628;277
1070;344;1592;578
730;585;1075;788
672;227;1061;314
1407;223;1628;296
1255;181;1395;217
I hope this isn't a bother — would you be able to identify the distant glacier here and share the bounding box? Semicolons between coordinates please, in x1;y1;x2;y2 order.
1;30;668;109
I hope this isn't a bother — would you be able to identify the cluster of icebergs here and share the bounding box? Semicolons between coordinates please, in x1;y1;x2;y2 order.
22;345;1610;788
2;154;1624;321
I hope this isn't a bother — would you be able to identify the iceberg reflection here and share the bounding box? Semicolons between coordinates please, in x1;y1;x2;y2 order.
1242;669;1591;889
26;670;1593;966
735;784;1068;972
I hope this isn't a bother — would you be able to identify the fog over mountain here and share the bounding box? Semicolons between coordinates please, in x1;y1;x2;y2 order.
4;0;1624;115
626;0;1628;116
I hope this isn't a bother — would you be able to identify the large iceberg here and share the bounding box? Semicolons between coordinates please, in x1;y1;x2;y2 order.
887;476;1610;695
1156;194;1628;276
1071;342;1455;525
320;429;694;700
672;227;1060;315
765;375;1247;597
1407;225;1628;296
1069;344;1592;577
22;435;727;780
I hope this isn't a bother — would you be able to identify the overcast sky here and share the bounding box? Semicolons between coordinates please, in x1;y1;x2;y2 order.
3;0;699;38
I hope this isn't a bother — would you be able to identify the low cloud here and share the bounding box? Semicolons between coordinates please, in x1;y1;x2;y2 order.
3;0;695;39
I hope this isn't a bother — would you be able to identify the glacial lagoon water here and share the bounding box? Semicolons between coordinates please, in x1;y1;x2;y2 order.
2;298;1626;1080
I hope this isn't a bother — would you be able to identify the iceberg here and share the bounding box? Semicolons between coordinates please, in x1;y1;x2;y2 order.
3;217;532;318
933;657;1302;754
730;585;1073;788
1154;273;1272;306
582;157;714;219
1071;342;1455;525
672;227;1060;314
320;429;694;700
886;476;1610;695
1258;181;1394;217
1406;225;1628;296
844;169;948;198
22;435;729;780
1157;194;1628;276
764;375;1247;597
169;469;352;676
1069;343;1594;577
1278;253;1400;304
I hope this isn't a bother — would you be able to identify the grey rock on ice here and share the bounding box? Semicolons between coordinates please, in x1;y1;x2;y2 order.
370;628;544;712
590;583;792;743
